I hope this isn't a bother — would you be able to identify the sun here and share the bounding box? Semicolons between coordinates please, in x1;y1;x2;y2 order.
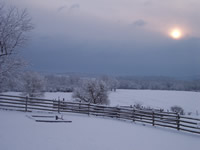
169;28;182;39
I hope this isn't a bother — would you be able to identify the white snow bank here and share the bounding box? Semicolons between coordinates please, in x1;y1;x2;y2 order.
0;110;200;150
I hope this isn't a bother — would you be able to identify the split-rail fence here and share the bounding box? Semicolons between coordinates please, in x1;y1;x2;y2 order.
0;94;200;135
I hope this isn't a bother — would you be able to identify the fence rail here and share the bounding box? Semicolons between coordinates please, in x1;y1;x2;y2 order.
0;94;200;135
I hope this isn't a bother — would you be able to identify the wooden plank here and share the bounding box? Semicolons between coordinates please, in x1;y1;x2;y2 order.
134;118;152;125
180;116;200;122
32;115;55;118
179;119;197;125
0;94;56;103
119;115;132;120
179;123;200;130
0;94;27;99
179;128;200;134
0;100;26;106
27;103;53;109
157;118;177;123
0;103;25;109
27;100;53;105
153;115;177;121
154;123;178;130
27;106;57;112
0;97;54;106
154;119;177;126
0;97;26;103
28;97;55;103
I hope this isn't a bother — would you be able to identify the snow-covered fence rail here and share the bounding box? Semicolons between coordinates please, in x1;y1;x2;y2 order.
0;94;200;135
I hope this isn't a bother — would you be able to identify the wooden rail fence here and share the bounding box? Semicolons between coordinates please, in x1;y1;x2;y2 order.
0;94;200;135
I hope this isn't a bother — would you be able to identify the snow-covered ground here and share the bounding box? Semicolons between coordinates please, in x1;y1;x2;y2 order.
0;110;200;150
5;89;200;116
1;90;200;150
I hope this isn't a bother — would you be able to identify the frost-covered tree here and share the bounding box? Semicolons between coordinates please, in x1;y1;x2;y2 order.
0;56;26;92
45;75;80;92
100;75;119;92
73;79;110;105
0;2;33;92
22;72;45;98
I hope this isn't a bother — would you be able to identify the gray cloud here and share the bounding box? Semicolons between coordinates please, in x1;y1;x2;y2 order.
70;4;80;10
132;19;147;27
57;5;68;12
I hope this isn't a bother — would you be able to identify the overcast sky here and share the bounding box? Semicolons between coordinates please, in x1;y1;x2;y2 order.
6;0;200;76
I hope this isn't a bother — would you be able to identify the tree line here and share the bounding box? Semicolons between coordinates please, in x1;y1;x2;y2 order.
117;76;200;91
1;72;200;93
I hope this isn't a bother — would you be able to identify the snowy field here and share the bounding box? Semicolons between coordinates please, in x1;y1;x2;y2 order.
0;110;200;150
1;89;200;150
5;89;200;116
109;90;200;116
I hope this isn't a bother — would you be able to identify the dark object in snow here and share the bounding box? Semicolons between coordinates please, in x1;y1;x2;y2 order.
35;120;72;123
55;115;63;120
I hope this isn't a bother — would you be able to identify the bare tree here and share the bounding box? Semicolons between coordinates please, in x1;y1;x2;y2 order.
73;79;110;105
0;3;33;92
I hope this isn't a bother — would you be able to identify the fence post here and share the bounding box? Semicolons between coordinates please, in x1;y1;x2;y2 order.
25;96;28;112
79;102;81;113
132;108;135;122
177;114;180;130
58;100;60;113
88;103;90;116
116;107;120;118
152;111;155;126
62;98;65;111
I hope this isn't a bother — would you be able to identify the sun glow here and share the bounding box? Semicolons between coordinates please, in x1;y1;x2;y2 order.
169;28;182;39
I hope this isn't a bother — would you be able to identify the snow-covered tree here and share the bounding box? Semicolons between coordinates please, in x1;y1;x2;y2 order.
45;75;80;92
0;2;33;92
22;72;45;98
100;75;119;92
0;56;26;92
73;79;110;105
0;3;33;57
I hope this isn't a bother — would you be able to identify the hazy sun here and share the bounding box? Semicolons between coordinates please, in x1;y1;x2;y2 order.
169;28;182;39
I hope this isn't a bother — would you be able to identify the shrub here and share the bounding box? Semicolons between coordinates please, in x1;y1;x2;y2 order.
134;102;143;109
170;105;185;115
